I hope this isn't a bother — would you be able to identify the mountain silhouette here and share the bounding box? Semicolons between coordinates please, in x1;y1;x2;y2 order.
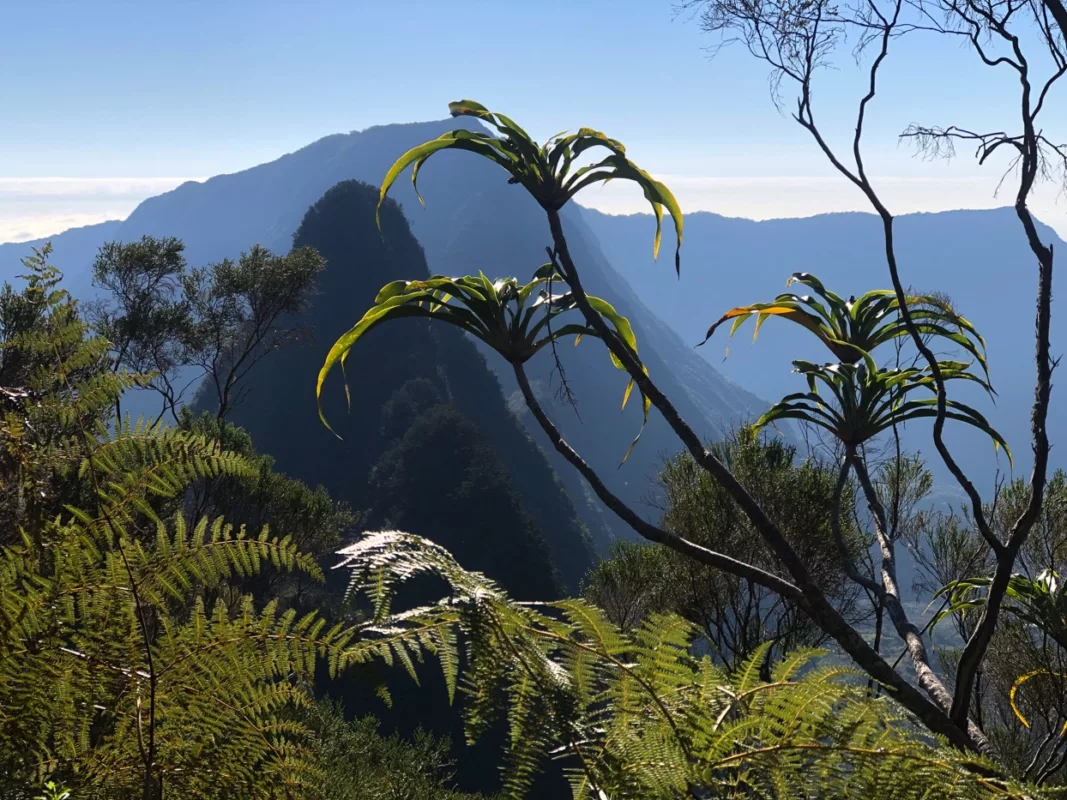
582;207;1066;504
0;117;771;551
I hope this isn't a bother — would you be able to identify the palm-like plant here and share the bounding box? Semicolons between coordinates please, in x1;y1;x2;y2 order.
699;272;989;379
934;570;1067;737
699;271;1006;458
316;266;650;458
381;99;683;272
319;101;1014;753
935;570;1066;649
755;359;1010;457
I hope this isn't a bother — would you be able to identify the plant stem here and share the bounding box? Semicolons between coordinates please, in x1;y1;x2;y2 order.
512;362;800;598
542;208;981;753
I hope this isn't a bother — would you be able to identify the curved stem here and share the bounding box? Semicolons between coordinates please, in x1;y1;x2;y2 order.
513;362;800;599
543;209;981;753
831;453;880;594
788;0;1054;732
947;31;1056;729
850;460;946;696
850;453;991;752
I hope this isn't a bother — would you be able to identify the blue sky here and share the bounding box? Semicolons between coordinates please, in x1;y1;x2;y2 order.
3;0;1067;241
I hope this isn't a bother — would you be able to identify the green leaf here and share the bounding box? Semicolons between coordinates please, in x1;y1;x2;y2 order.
378;131;517;227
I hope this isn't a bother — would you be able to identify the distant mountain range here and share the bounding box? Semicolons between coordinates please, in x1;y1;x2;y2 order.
583;207;1066;502
0;118;770;552
5;121;1060;540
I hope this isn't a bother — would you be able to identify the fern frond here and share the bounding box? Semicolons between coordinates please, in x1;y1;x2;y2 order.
334;530;1058;800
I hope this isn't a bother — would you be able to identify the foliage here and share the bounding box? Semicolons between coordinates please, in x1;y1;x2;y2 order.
0;255;471;799
335;530;1049;799
301;700;484;800
586;431;869;667
0;255;330;797
182;243;325;419
700;272;1007;456
759;357;1009;456
89;236;325;422
0;245;121;545
381;99;682;271
699;271;988;374
235;180;597;596
316;267;650;462
936;570;1067;652
931;474;1067;780
34;783;71;800
909;470;1067;782
368;397;561;601
178;408;355;606
582;540;672;634
320;100;1014;756
87;236;192;420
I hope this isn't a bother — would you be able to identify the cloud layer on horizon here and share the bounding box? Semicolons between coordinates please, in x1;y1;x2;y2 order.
0;177;202;244
577;174;1067;239
3;174;1066;245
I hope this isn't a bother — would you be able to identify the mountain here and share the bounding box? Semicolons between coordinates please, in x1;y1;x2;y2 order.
0;220;121;293
0;117;771;550
217;179;580;597
582;207;1066;501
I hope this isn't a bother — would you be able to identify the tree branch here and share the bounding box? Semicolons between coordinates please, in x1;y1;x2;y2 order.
512;361;800;599
543;208;982;752
831;454;882;594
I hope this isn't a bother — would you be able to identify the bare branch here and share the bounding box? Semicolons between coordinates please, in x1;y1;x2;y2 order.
513;361;800;598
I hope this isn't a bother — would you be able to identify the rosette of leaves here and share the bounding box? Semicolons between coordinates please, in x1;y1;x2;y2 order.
381;99;683;273
935;569;1066;649
934;570;1067;737
700;272;1006;457
699;271;989;377
316;266;651;460
754;358;1010;457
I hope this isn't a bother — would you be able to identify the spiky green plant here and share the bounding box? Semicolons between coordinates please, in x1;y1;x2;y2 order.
755;358;1010;457
698;271;989;374
934;570;1066;650
33;783;71;800
932;570;1067;752
317;101;1015;759
695;271;1007;459
381;99;682;272
317;266;650;460
333;530;1052;800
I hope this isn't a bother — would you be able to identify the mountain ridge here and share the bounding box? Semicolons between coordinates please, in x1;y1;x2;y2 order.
0;117;773;551
581;204;1066;499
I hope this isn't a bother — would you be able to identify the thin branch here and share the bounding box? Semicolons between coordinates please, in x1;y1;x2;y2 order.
543;208;981;753
832;454;882;593
512;361;800;599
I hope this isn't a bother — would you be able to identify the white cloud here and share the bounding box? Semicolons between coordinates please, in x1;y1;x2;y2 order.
0;212;127;245
0;177;204;245
0;177;203;199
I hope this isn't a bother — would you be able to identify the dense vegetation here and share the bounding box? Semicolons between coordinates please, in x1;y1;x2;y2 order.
5;0;1067;787
312;98;1067;796
0;247;484;799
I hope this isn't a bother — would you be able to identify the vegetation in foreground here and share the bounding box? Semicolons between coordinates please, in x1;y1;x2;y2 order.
5;0;1067;787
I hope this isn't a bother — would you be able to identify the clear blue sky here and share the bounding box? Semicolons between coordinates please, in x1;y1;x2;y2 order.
3;0;1066;241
